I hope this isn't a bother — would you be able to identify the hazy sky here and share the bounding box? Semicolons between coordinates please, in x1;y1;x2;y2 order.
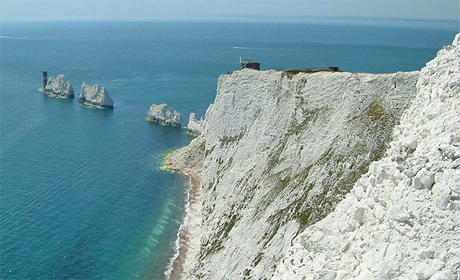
1;0;459;22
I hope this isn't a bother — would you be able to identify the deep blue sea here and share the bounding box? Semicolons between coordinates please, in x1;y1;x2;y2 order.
0;20;458;279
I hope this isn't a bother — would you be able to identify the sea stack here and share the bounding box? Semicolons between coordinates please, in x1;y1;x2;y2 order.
42;74;74;98
146;103;182;127
186;113;205;136
78;82;114;108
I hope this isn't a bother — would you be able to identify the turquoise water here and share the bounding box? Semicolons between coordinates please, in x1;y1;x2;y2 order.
0;20;457;279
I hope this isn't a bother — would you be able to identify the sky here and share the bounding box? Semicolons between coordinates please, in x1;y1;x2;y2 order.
0;0;459;22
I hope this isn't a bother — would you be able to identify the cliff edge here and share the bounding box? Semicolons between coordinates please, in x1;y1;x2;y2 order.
166;62;421;277
273;33;460;280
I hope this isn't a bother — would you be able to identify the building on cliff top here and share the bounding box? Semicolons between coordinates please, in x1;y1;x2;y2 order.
240;59;260;70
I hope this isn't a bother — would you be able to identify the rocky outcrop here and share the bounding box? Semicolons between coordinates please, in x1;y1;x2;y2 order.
78;82;114;108
43;74;74;98
167;66;419;278
146;103;182;126
166;135;205;177
273;32;460;280
186;113;206;136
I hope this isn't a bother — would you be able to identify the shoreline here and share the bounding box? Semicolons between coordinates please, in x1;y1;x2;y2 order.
166;172;203;280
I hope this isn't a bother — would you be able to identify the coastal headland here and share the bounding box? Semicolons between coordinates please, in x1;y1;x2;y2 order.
164;32;460;280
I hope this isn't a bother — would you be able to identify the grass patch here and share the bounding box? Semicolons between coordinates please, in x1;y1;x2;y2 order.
366;101;385;121
199;214;240;260
220;132;245;146
283;67;343;78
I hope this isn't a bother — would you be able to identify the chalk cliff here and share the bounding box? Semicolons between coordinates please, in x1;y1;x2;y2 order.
167;70;418;278
43;74;74;98
78;82;114;108
274;33;460;280
166;33;460;280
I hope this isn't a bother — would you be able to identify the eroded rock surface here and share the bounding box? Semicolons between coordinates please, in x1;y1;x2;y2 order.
167;32;460;280
78;82;113;108
273;32;460;280
43;74;74;98
168;68;418;279
146;103;182;126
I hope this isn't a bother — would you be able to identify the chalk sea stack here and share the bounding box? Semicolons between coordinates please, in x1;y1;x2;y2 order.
146;103;182;127
186;113;205;136
78;82;114;108
42;74;74;98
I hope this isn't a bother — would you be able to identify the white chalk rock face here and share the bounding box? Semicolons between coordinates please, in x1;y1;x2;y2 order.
146;103;182;126
168;68;419;278
273;32;460;280
78;82;114;108
186;113;206;135
166;33;460;280
43;74;74;98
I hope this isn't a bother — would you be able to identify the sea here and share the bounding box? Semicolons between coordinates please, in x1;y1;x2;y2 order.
0;19;458;279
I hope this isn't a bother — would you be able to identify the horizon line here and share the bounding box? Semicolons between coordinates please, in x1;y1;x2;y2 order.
1;15;459;31
1;15;459;23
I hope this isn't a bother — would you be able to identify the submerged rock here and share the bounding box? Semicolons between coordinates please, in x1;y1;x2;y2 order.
78;82;114;108
146;103;182;126
42;74;74;98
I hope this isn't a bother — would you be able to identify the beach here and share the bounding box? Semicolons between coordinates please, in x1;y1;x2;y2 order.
166;173;203;280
